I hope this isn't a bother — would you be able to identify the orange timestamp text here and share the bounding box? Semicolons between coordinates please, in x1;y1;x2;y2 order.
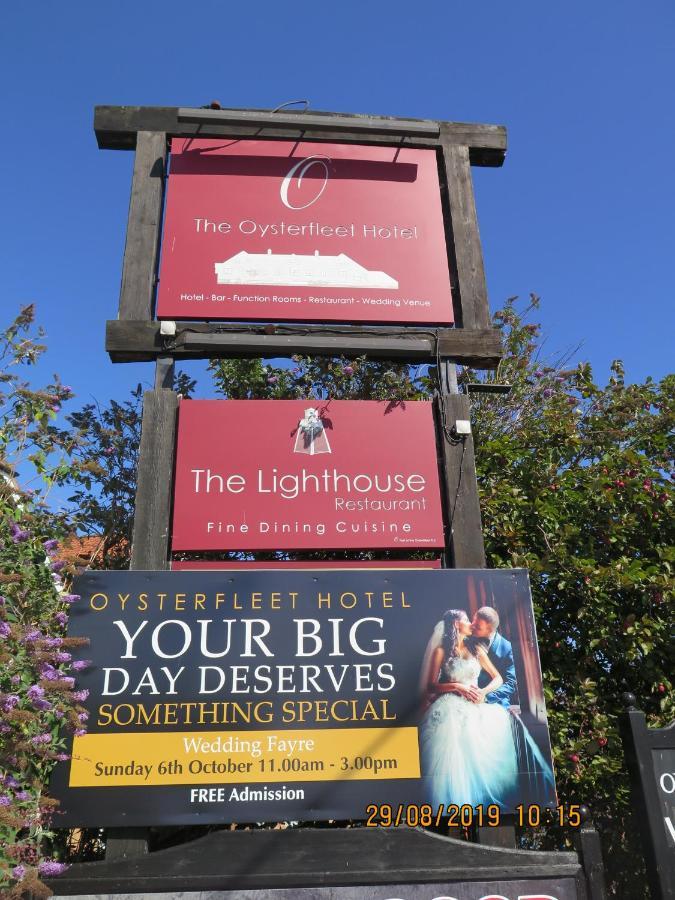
364;803;583;829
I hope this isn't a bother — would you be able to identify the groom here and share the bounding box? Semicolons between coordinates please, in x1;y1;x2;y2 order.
471;606;518;708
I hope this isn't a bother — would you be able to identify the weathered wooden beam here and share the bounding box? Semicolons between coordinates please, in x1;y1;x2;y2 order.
105;320;503;367
94;106;507;167
130;389;178;570
48;825;583;895
177;106;440;136
437;392;486;568
440;131;491;330
118;131;166;320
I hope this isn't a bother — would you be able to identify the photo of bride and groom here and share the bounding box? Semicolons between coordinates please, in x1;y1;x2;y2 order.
419;605;555;810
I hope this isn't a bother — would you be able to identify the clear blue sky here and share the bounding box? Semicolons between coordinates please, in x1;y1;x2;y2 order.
2;0;673;416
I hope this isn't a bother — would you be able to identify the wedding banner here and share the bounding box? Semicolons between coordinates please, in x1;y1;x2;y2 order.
171;399;445;552
154;138;454;324
50;568;557;826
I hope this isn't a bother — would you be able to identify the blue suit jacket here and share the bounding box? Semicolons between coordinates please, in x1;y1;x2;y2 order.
478;632;518;707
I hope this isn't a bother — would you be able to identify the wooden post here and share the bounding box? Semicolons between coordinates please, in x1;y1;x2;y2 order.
118;130;167;320
439;128;491;330
130;388;178;569
575;807;608;900
437;390;486;570
104;827;150;862
105;383;178;859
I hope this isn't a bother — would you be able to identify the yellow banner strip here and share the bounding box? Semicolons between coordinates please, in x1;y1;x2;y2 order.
69;726;420;787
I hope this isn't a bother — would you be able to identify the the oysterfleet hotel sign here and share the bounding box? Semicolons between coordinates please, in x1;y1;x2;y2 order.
50;568;557;826
171;400;445;551
155;139;454;324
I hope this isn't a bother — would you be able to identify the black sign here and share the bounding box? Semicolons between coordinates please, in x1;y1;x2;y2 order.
50;568;556;826
622;696;675;900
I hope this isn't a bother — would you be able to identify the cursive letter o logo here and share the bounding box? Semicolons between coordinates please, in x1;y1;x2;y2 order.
280;156;331;210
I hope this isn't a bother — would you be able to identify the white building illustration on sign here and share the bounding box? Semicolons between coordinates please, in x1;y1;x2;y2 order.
214;250;398;289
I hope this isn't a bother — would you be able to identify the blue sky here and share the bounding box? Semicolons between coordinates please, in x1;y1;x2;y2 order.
2;0;673;420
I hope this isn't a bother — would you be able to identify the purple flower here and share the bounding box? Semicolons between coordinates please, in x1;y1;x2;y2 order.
50;559;66;573
342;365;354;376
10;674;20;685
33;698;52;711
78;711;89;722
4;775;19;788
267;375;278;385
10;522;30;543
54;651;72;663
40;663;59;680
30;733;52;745
72;689;89;701
11;864;26;880
0;621;10;638
51;403;61;412
56;752;70;761
55;611;68;626
15;790;30;801
0;595;5;605
43;636;63;649
534;369;544;378
38;860;69;877
74;728;87;737
61;593;80;604
23;628;41;643
43;538;59;552
1;694;19;711
543;388;554;398
0;795;10;806
0;724;11;733
103;447;115;456
54;709;64;719
27;684;45;702
71;659;91;672
60;676;75;687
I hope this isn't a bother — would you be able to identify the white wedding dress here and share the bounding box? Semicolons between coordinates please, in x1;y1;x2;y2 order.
419;654;518;808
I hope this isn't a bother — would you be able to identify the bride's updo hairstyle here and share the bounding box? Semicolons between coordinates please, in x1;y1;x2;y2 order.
441;609;465;658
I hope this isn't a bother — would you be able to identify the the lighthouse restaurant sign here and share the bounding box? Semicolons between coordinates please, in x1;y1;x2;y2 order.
154;138;454;325
49;568;556;827
171;399;445;552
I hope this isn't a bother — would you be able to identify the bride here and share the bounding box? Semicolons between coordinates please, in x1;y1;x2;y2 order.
419;608;518;809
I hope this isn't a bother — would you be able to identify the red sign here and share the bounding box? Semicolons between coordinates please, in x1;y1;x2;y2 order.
156;139;453;324
171;400;445;551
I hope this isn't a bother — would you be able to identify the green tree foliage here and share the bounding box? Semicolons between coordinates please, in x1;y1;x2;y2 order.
64;371;195;569
464;297;673;895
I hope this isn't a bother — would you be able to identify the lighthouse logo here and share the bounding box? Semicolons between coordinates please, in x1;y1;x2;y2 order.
293;408;332;455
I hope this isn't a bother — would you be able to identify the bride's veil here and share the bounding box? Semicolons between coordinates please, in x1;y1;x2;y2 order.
418;618;445;701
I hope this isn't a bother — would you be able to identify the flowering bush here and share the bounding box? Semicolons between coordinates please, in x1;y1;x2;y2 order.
0;307;88;897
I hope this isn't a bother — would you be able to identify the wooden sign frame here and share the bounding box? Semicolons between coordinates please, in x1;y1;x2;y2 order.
70;105;607;898
97;105;504;368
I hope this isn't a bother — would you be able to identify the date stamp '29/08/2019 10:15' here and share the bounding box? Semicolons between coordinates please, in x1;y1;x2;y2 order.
364;804;583;830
